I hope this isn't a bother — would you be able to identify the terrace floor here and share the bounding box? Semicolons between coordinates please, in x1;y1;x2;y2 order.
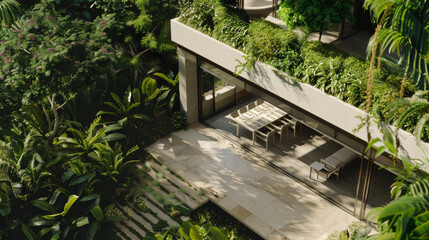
147;98;396;239
146;123;380;239
206;100;395;213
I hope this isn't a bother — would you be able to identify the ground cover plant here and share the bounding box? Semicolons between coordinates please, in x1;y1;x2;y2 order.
277;0;354;40
0;3;121;135
189;201;263;240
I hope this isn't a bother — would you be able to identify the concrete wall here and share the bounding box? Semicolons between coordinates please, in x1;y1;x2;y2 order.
171;18;429;163
178;48;199;123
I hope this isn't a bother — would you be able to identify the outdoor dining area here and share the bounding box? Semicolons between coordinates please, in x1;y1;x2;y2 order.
228;99;299;150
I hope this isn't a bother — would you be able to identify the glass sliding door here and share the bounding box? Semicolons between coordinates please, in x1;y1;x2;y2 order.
214;78;235;112
200;66;237;120
201;70;215;119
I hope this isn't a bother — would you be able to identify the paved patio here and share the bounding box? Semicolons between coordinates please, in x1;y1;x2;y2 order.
147;123;361;240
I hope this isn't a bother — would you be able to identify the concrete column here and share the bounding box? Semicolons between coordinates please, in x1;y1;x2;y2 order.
178;47;199;123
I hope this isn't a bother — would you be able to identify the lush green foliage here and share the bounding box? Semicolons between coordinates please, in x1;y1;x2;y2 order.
0;1;185;239
127;0;178;54
188;202;262;240
244;19;301;75
0;110;128;239
179;0;249;51
42;0;97;19
329;129;429;239
179;0;418;136
364;0;429;90
0;4;121;135
360;129;429;239
298;41;414;112
277;0;353;35
326;222;371;240
178;221;226;240
144;201;262;240
385;91;429;142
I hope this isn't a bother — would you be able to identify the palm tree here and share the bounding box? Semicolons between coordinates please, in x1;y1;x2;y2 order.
364;0;429;90
387;91;429;142
0;0;21;26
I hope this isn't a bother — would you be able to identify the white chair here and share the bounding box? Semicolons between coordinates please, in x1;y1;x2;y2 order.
269;120;289;142
229;111;240;136
254;126;275;150
256;99;264;106
247;102;256;110
239;106;247;114
281;117;297;137
320;147;359;179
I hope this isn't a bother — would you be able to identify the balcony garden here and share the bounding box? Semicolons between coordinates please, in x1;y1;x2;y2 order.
178;0;429;142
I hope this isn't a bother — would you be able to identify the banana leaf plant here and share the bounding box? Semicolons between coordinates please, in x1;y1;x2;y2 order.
367;195;429;240
364;126;429;239
88;144;139;187
56;116;126;162
96;91;150;124
24;192;122;240
154;73;180;113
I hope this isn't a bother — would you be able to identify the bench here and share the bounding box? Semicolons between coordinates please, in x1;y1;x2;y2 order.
310;147;359;180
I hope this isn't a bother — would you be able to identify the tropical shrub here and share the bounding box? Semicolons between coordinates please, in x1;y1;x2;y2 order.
243;19;301;75
297;41;409;111
179;0;249;51
0;4;121;135
277;0;354;40
364;0;429;90
127;0;179;54
42;0;98;19
0;103;135;239
178;221;226;240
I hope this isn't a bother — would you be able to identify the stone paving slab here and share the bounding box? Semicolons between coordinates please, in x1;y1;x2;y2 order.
146;124;359;239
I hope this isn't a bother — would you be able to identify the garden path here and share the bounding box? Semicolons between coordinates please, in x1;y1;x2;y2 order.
112;159;208;239
146;123;360;240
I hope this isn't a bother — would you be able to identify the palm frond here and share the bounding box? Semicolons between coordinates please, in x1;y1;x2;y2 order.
414;113;429;143
409;179;429;196
367;0;429;89
397;101;429;127
0;0;21;26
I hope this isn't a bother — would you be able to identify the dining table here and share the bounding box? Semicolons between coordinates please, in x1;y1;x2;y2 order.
234;101;288;142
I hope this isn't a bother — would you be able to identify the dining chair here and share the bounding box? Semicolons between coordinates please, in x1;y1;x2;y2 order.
239;106;247;114
269;120;289;142
247;102;256;110
229;111;240;136
254;126;275;150
281;117;297;137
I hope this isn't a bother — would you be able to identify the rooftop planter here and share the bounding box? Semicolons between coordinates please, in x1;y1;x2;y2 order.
170;18;429;162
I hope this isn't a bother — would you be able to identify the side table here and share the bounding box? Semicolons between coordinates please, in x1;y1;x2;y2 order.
309;161;326;179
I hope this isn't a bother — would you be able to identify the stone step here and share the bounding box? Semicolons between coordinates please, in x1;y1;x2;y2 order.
148;160;208;205
134;184;180;227
135;173;182;207
117;204;153;232
143;164;200;210
112;224;129;240
126;200;159;224
121;217;147;238
113;221;141;240
116;232;128;240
